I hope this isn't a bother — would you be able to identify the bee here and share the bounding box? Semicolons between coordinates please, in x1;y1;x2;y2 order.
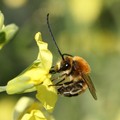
47;14;97;100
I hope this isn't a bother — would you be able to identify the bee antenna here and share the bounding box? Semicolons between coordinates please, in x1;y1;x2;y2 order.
47;13;64;60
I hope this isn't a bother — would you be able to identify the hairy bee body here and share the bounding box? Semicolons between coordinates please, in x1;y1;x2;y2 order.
51;55;97;100
57;79;87;97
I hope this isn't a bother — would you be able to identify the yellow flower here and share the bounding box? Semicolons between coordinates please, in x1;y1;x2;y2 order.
13;97;55;120
0;32;57;112
21;110;48;120
6;32;53;94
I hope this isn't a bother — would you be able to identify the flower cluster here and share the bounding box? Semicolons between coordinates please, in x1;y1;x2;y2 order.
0;32;58;120
0;11;58;119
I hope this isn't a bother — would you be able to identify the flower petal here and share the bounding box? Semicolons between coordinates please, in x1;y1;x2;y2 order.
13;97;55;120
21;110;47;120
6;75;35;94
0;11;4;30
35;32;53;72
1;24;18;42
36;78;57;112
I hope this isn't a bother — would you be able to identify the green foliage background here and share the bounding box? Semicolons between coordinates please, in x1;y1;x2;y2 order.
0;0;120;120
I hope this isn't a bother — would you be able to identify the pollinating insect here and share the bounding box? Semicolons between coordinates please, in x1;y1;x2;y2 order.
47;14;97;100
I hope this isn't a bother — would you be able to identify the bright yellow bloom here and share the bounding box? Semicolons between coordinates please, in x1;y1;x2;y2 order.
13;97;55;120
21;110;49;120
5;32;53;93
0;32;57;112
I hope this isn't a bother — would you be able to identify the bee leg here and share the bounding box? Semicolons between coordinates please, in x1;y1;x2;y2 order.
51;73;67;82
54;78;66;85
49;66;56;74
49;73;68;87
53;76;72;86
49;78;66;87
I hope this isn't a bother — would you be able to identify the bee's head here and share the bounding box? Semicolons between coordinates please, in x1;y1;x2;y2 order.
56;56;73;73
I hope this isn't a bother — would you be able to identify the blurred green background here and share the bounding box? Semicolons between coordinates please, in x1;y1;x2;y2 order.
0;0;120;120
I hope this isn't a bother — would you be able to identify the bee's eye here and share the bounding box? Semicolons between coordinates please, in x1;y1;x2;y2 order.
65;63;69;67
60;62;70;71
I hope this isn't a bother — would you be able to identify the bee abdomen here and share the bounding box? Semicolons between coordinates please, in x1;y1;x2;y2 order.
57;80;87;97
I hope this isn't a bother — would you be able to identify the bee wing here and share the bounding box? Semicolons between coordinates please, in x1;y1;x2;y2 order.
82;73;97;100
